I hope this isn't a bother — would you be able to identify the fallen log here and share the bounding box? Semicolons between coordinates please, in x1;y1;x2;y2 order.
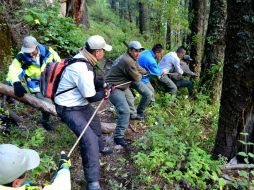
1;95;22;123
0;82;115;133
222;164;254;171
0;82;57;115
101;122;115;133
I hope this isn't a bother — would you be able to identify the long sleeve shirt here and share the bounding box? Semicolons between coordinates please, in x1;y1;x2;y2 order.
138;50;162;84
106;53;141;90
159;52;183;75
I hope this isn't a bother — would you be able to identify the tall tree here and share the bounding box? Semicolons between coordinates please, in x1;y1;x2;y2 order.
66;0;89;28
213;0;254;160
138;1;148;34
189;0;209;75
166;20;172;50
199;0;227;102
109;0;116;11
0;13;13;70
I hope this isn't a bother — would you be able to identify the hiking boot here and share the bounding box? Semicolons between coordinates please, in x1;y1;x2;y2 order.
87;181;101;190
137;112;146;118
130;114;144;120
39;119;54;131
114;138;128;147
100;147;113;155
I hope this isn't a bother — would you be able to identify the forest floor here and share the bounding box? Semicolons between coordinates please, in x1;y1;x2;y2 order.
71;100;150;190
0;98;151;190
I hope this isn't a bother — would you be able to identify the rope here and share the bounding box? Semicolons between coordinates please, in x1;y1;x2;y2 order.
68;81;132;157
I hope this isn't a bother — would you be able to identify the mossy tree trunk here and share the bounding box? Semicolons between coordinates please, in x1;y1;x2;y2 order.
189;0;209;76
138;1;148;35
166;20;171;50
200;0;227;102
0;16;12;71
66;0;89;28
213;0;254;160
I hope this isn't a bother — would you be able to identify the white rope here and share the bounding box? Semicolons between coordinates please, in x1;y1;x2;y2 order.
68;81;132;157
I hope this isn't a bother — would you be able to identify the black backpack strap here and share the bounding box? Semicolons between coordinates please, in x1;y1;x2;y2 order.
55;86;77;97
40;45;50;67
16;53;32;70
55;58;94;97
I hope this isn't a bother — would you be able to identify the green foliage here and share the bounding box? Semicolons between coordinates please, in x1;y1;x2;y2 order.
133;93;222;189
0;104;75;183
222;132;254;189
17;3;86;57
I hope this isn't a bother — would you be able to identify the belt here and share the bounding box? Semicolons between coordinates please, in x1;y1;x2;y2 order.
55;104;88;114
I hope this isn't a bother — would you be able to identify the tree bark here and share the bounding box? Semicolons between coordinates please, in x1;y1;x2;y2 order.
166;20;171;50
200;0;227;102
66;0;89;27
189;0;209;75
138;1;148;35
212;0;254;160
0;14;12;70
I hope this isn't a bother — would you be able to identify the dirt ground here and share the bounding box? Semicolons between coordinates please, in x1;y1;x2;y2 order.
67;100;149;190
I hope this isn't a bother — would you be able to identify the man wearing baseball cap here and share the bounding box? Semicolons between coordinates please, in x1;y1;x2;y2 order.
181;55;196;77
106;41;144;147
0;144;71;190
54;35;112;190
6;35;61;131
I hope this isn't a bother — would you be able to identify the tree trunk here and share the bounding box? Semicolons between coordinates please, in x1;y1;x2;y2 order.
189;0;209;75
119;0;127;19
138;1;148;35
109;0;116;11
66;0;89;28
199;0;227;102
127;0;132;23
212;0;254;160
166;20;171;50
0;14;12;70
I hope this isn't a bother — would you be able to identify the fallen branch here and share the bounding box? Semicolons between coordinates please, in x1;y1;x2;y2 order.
0;82;114;133
101;122;115;134
0;82;57;115
1;95;22;123
222;164;254;171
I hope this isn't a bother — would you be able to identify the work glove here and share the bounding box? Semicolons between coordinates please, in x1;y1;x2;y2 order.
104;84;115;100
13;82;27;97
58;151;71;170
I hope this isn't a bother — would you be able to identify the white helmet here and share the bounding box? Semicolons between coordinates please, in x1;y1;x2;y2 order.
0;144;40;185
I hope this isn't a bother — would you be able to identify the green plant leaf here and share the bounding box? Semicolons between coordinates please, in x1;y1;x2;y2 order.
248;152;254;158
238;152;248;157
23;15;34;23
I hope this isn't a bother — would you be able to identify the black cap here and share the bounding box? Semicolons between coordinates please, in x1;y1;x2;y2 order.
183;55;193;61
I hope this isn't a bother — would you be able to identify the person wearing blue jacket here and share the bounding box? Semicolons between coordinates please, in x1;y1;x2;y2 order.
6;36;61;131
137;44;166;101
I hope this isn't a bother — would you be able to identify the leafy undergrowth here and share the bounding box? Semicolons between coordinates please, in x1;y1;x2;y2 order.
0;101;76;185
132;93;226;189
1;91;251;189
15;1;148;60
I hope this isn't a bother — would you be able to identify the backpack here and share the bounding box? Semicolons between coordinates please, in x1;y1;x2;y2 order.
40;58;91;101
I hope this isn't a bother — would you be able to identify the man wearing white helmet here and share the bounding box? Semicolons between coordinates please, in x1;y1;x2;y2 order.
54;35;113;190
0;144;71;190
